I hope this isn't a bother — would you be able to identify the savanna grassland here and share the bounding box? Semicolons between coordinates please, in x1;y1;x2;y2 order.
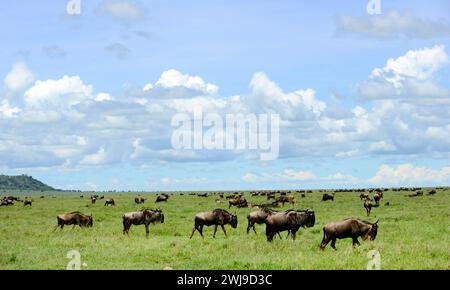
0;189;449;270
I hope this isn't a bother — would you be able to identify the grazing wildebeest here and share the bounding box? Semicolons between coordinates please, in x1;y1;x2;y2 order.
104;198;115;206
373;192;383;205
1;199;14;206
90;196;97;204
360;193;370;200
320;218;378;250
247;207;278;235
228;197;248;209
275;195;295;206
300;193;306;198
428;189;437;195
122;209;164;239
322;193;334;201
197;193;208;197
54;211;93;230
134;196;146;204
24;200;32;206
156;194;169;202
99;196;105;199
189;209;238;239
265;209;315;242
80;195;84;198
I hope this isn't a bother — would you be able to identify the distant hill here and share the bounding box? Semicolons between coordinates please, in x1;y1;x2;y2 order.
0;174;56;191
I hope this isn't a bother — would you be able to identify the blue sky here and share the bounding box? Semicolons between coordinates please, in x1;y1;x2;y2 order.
1;1;450;191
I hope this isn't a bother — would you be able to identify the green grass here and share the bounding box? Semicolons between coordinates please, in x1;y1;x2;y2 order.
0;189;449;269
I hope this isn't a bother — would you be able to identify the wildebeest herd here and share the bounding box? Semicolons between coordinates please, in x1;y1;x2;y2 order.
1;187;442;250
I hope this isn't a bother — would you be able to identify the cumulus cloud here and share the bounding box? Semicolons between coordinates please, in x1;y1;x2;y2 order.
153;69;219;95
4;61;35;91
98;0;145;22
369;164;450;185
336;11;450;39
0;100;21;118
79;147;108;165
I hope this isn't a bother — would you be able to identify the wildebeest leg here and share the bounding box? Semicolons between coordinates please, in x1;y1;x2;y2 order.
352;237;360;247
199;225;204;238
320;229;329;250
145;224;150;239
221;225;227;237
252;224;257;235
213;224;218;238
72;224;76;230
291;229;298;241
189;226;197;239
246;221;252;234
331;239;337;250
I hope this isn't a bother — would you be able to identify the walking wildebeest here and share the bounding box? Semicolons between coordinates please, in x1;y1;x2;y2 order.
54;211;93;230
363;199;373;216
265;209;315;242
322;193;334;201
229;197;248;208
122;209;164;239
320;218;378;250
156;194;169;202
189;209;238;239
24;200;32;206
373;192;383;204
247;207;278;235
134;196;146;204
275;195;295;206
104;198;115;206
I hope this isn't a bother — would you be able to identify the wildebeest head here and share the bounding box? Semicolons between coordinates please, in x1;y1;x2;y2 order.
366;220;378;240
230;214;238;228
87;215;93;227
304;209;315;227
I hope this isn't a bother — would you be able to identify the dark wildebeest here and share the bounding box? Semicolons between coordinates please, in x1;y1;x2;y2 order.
99;196;105;199
322;193;334;201
134;196;146;204
189;209;238;239
229;197;248;209
428;189;437;195
80;195;84;198
360;193;370;200
363;199;373;216
300;193;306;198
24;200;32;206
104;198;115;206
54;211;93;230
267;193;275;200
122;209;164;239
1;199;14;206
247;207;278;235
320;218;378;250
275;195;295;206
156;194;169;202
265;209;315;242
90;196;97;204
373;192;383;204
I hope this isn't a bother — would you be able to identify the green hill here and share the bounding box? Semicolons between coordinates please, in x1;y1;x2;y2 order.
0;174;56;191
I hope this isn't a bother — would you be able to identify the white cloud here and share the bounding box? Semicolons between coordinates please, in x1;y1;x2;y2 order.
369;141;396;153
79;147;107;165
369;164;450;185
0;100;21;118
98;1;144;22
154;69;219;94
95;92;114;102
4;61;35;91
336;11;450;39
24;75;93;107
335;149;359;158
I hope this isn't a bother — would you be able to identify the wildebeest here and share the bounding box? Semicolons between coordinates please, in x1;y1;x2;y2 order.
24;199;32;206
267;193;275;200
373;192;383;204
275;195;295;206
363;199;373;216
265;209;315;242
104;198;115;206
122;209;164;239
320;218;378;250
156;194;169;202
54;211;93;230
189;209;238;239
300;193;306;198
90;196;97;204
360;193;370;200
1;199;14;206
228;197;248;208
197;193;208;197
407;191;423;197
322;193;334;201
247;207;277;235
428;189;437;195
134;196;146;204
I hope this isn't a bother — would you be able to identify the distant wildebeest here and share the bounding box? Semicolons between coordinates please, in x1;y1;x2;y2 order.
1;199;14;206
320;218;378;250
134;196;146;204
24;200;32;206
104;198;115;206
247;207;278;235
373;192;383;204
189;209;238;239
229;197;248;209
99;196;105;199
267;193;275;200
197;193;208;197
428;189;437;195
407;191;422;197
90;196;97;204
54;211;93;230
156;194;169;202
300;193;306;198
363;199;374;216
40;196;45;198
322;193;334;201
80;195;84;198
265;209;315;242
122;209;164;239
275;195;295;206
360;193;370;200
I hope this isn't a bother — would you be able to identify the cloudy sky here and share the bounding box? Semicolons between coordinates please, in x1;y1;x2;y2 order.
1;0;450;191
